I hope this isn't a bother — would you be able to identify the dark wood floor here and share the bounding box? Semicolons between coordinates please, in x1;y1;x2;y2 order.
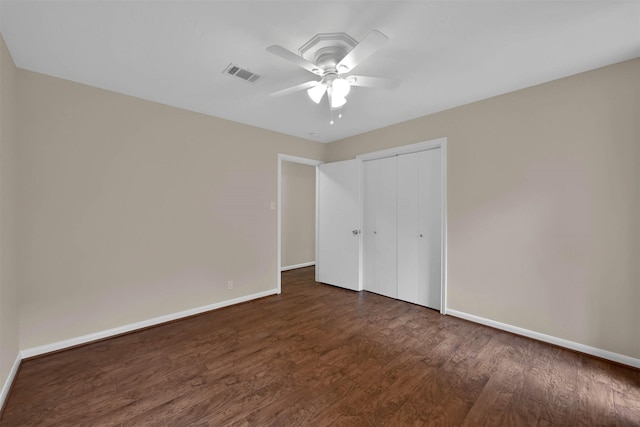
2;267;639;426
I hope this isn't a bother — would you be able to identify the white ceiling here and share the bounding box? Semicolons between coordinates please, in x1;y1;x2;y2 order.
1;1;639;143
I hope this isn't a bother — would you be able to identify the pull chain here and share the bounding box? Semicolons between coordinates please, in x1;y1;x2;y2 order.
330;108;344;125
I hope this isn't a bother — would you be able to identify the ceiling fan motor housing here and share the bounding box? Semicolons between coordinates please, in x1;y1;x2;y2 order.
314;46;349;74
299;32;358;72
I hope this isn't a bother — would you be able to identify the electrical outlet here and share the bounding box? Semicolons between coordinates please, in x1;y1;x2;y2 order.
227;280;234;290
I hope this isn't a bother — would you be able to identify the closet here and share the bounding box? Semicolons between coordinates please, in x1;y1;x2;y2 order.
362;148;442;310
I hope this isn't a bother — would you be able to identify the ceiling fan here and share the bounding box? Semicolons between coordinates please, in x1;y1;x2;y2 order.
267;30;399;112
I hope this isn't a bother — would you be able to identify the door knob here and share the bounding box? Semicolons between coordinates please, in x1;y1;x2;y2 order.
352;229;360;235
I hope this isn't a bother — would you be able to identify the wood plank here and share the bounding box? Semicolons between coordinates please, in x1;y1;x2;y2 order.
1;266;638;426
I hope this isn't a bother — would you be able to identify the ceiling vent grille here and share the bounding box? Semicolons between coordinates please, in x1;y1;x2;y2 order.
223;63;262;83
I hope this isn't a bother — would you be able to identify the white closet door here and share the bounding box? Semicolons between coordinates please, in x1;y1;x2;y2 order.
362;160;379;295
397;149;442;309
363;148;441;307
317;159;361;291
418;148;442;310
397;152;420;304
376;156;397;298
363;156;397;299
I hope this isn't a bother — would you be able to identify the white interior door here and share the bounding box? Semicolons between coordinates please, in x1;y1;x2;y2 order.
317;159;361;291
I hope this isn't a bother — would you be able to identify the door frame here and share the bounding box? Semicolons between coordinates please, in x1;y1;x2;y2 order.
357;137;448;314
277;154;323;294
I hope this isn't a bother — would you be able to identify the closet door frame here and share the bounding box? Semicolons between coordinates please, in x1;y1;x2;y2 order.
357;137;448;314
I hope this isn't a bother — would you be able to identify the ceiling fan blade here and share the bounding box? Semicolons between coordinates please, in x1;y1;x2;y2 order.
347;75;400;90
271;80;320;97
336;30;388;73
267;45;323;76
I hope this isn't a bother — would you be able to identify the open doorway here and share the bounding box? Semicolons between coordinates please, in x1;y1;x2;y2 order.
277;154;322;293
281;161;316;269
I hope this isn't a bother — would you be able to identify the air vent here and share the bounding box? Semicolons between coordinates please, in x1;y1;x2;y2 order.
223;63;262;83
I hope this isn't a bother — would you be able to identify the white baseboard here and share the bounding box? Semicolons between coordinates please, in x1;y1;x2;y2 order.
1;353;21;411
7;293;637;412
21;289;278;359
281;261;315;272
447;309;640;369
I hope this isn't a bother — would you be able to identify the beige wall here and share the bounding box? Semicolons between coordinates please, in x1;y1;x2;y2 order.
17;70;325;349
281;161;315;268
3;31;638;364
327;58;640;359
0;35;19;391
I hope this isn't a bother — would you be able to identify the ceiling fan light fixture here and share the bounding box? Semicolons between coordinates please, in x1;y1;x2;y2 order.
267;29;395;120
332;78;351;99
307;83;327;104
331;94;347;109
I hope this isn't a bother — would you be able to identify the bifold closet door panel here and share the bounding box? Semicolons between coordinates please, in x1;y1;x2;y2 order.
376;156;398;299
362;156;397;299
418;148;442;310
363;160;380;295
397;148;442;309
397;153;421;305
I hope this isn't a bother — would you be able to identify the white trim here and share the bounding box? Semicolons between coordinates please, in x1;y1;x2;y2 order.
357;158;364;291
440;141;448;315
0;353;21;410
356;137;447;162
20;289;277;359
281;261;315;271
314;165;320;284
447;309;640;369
277;154;323;294
278;154;323;167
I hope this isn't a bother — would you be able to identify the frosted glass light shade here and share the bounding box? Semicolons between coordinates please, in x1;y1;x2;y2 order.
331;95;347;109
332;78;351;99
307;83;327;104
